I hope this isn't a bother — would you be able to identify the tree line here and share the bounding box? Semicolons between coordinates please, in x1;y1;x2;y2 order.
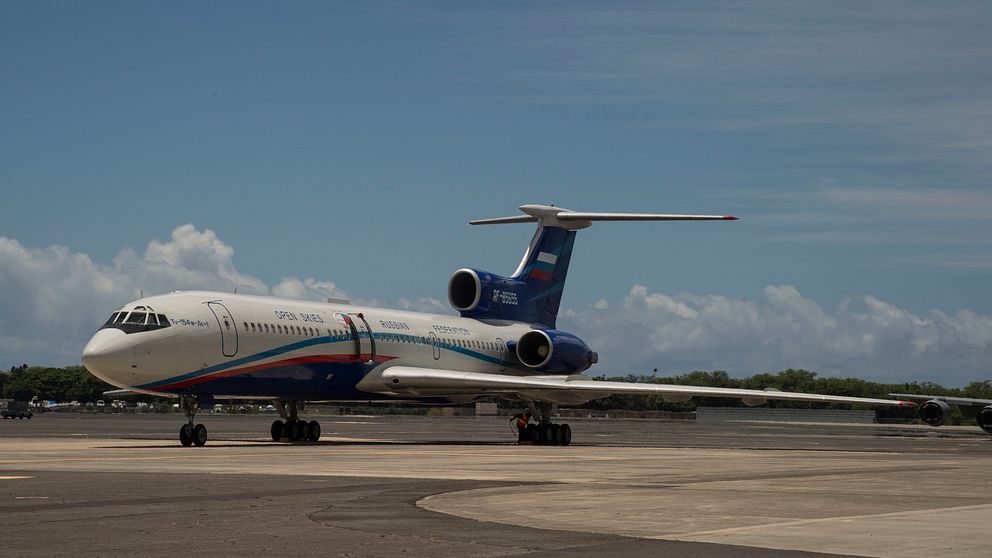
2;364;989;418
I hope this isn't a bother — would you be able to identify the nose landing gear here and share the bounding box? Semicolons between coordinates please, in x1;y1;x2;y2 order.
270;400;321;443
178;395;208;447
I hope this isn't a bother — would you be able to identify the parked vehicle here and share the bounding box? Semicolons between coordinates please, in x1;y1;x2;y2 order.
2;400;33;419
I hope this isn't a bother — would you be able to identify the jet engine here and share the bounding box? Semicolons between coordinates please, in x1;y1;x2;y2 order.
515;329;597;375
977;405;992;434
920;399;951;426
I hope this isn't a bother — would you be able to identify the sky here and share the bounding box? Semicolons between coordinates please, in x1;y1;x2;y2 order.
1;1;990;386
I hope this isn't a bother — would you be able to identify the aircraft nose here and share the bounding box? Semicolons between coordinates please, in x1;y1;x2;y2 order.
82;329;132;385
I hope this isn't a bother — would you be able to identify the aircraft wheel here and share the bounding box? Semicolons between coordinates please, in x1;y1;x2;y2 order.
560;424;572;446
179;424;193;447
293;420;306;441
537;424;551;445
307;420;321;442
271;420;284;442
550;424;561;446
524;424;538;443
193;424;208;447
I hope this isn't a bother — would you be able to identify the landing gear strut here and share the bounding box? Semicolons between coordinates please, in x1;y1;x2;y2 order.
270;400;321;443
519;402;571;446
178;395;208;447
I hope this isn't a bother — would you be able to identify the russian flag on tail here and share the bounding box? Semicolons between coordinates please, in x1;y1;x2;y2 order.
529;251;557;281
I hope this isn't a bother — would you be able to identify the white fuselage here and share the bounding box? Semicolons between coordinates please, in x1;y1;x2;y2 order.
82;291;535;401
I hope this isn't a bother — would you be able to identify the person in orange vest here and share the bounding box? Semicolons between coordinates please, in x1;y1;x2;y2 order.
512;410;532;443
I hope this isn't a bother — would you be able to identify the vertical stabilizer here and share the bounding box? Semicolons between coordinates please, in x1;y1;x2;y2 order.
459;204;736;327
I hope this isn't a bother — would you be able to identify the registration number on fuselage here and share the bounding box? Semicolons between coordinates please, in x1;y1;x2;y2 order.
491;290;518;306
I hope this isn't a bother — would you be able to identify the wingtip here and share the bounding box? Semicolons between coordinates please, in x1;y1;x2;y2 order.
724;215;739;220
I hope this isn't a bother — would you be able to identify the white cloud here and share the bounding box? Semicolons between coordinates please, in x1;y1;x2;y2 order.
559;284;992;386
271;277;347;302
0;225;346;368
3;227;990;386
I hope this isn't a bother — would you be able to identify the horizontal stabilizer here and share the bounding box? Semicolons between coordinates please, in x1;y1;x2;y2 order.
470;204;737;229
559;212;737;222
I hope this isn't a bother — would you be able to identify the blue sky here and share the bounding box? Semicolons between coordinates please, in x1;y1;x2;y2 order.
2;1;990;384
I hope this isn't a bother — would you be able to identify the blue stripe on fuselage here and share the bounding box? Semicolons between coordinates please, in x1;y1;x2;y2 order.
139;332;511;392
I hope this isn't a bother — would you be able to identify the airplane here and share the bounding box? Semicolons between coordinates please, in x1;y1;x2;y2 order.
81;204;917;447
889;393;992;434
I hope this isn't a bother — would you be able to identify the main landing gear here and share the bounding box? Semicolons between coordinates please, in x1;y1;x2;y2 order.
178;395;208;447
270;400;321;443
519;402;572;446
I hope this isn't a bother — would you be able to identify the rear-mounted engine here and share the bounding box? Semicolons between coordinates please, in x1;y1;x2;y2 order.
514;329;597;375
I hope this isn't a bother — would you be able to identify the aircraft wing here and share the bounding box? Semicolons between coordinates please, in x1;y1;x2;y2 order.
890;393;992;407
377;367;918;407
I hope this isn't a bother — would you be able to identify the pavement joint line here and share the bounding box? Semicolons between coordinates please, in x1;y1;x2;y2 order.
663;502;992;539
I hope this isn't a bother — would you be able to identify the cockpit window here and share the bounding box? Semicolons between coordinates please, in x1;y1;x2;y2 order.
101;308;172;334
124;312;147;324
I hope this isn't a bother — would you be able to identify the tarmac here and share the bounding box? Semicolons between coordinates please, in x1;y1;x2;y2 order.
1;413;990;557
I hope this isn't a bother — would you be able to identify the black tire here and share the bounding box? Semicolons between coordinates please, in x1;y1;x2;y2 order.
271;420;284;442
179;424;193;447
307;420;321;442
537;424;550;445
524;424;538;442
560;424;572;446
293;420;306;441
550;424;561;446
193;424;208;447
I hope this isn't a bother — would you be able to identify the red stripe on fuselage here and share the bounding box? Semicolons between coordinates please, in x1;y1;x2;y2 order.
151;353;396;392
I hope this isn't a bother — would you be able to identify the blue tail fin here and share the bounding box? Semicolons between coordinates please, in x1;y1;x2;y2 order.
452;204;737;327
510;225;576;327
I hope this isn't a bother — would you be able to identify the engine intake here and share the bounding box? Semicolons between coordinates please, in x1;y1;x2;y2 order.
920;399;951;426
515;329;596;375
977;405;992;434
448;269;482;311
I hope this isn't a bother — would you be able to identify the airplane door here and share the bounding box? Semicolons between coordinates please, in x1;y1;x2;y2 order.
429;332;441;360
343;313;376;364
496;337;506;371
207;302;238;357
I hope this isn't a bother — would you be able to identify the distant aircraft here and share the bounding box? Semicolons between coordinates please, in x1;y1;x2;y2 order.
889;393;992;434
82;204;916;447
